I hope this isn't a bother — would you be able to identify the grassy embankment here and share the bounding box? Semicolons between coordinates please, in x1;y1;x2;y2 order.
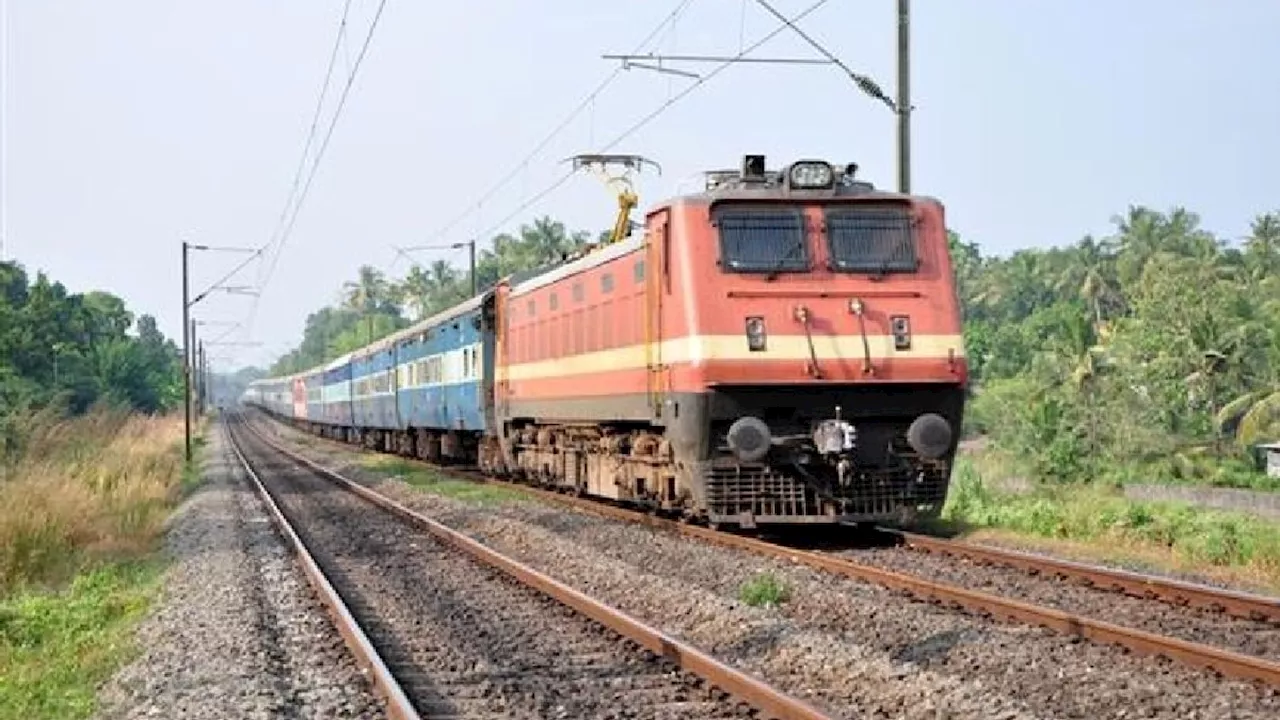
0;407;203;720
361;453;525;505
940;450;1280;593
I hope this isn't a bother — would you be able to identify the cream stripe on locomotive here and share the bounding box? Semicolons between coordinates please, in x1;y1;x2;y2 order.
500;333;966;382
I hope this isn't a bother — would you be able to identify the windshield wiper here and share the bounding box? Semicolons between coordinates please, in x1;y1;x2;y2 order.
764;241;807;281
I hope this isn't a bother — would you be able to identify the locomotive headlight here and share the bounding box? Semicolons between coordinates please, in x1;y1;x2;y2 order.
890;315;911;350
745;316;767;351
788;161;834;189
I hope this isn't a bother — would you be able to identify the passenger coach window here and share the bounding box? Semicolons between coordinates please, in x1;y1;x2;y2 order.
824;205;918;273
714;209;807;273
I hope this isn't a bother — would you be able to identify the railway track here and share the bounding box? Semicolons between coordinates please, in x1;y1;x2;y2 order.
242;411;1280;688
224;414;836;720
883;529;1280;623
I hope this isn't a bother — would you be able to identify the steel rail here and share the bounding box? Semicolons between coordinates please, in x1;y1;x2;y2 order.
244;414;1280;687
222;423;421;720
237;417;837;720
884;529;1280;624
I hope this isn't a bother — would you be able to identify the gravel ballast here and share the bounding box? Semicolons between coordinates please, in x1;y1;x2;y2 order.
253;414;1280;719
233;421;765;720
94;427;387;720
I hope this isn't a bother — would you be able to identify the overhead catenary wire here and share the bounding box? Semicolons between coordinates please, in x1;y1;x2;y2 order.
466;0;833;246
422;0;700;247
244;0;391;339
256;0;355;290
752;0;896;111
256;0;390;295
191;248;264;306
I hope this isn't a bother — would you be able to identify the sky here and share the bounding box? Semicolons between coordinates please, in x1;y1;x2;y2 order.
3;0;1278;371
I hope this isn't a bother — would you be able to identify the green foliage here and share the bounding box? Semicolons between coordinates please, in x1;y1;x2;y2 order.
738;572;791;608
942;460;1280;584
0;562;161;720
270;215;594;375
0;261;183;447
959;206;1280;487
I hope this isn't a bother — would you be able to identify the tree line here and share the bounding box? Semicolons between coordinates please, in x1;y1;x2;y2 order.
0;261;184;455
958;207;1280;485
267;206;1280;485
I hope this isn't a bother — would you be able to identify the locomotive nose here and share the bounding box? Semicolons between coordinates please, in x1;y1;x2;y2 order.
906;413;953;459
727;416;772;463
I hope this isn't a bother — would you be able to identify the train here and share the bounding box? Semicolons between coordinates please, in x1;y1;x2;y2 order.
243;155;969;529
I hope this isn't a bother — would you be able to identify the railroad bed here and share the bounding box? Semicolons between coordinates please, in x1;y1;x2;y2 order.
252;409;1280;683
225;416;831;720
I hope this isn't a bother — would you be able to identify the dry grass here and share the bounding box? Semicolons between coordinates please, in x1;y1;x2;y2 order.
0;407;188;594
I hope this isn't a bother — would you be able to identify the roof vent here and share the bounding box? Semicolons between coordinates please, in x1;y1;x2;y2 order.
741;154;766;181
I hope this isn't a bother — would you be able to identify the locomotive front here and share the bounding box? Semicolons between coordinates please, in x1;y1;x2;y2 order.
659;155;968;528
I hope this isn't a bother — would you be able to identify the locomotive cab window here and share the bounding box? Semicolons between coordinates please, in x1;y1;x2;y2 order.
824;205;918;274
713;207;808;273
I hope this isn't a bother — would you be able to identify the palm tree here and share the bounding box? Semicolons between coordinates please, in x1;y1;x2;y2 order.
1244;212;1280;280
426;260;463;313
397;265;434;321
1054;235;1119;324
1217;387;1280;447
342;265;390;314
342;265;393;344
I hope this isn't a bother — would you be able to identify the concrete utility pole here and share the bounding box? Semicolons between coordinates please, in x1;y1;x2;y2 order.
897;0;911;194
197;340;206;417
467;238;477;296
182;242;192;462
180;241;260;461
189;318;198;420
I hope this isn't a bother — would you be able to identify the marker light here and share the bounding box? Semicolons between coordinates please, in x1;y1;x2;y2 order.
788;161;835;189
745;316;767;351
891;315;911;350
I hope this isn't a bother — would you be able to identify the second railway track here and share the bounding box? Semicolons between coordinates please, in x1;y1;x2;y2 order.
224;414;835;720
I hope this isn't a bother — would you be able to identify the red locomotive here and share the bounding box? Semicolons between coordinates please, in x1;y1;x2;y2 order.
483;155;967;528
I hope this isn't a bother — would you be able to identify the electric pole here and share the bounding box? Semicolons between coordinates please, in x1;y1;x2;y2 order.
197;340;206;417
181;242;192;462
189;318;198;421
467;238;477;296
180;241;259;461
897;0;911;194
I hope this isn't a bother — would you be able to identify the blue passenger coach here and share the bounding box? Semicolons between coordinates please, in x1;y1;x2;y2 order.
351;337;399;436
303;369;324;425
394;294;490;434
320;352;354;431
241;290;498;464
